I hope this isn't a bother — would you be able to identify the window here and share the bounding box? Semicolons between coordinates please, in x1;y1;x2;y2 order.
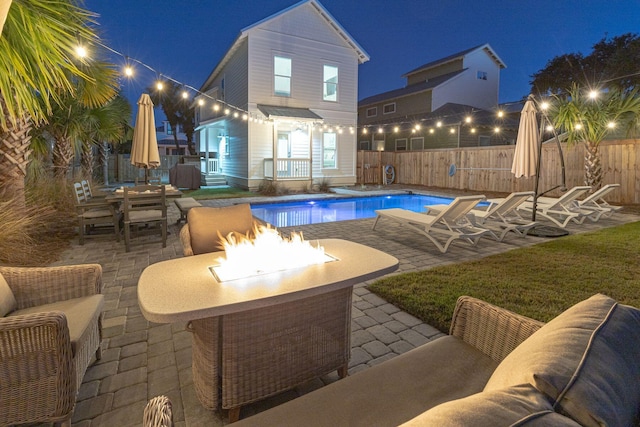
366;107;377;118
395;138;407;151
274;56;292;96
383;103;396;114
410;137;424;150
359;140;371;150
478;135;491;146
477;71;487;80
323;65;338;101
323;132;337;168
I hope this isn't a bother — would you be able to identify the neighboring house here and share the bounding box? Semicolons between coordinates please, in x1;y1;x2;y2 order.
156;121;188;156
358;44;518;151
194;0;369;190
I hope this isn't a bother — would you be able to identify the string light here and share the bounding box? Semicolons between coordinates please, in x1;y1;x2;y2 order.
88;40;522;136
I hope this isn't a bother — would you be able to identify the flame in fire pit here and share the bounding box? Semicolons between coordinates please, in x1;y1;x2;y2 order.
210;225;333;282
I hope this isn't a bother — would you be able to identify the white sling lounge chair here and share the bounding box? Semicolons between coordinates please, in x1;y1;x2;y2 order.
576;183;622;221
372;195;495;253
518;186;595;228
466;191;538;240
426;191;537;241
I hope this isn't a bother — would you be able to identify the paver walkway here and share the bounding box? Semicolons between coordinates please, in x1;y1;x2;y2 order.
44;189;638;426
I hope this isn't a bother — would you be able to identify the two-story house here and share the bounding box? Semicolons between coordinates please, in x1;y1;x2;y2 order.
194;0;369;190
358;44;517;151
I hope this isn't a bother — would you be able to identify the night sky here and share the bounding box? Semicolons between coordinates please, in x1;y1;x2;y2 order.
85;0;640;118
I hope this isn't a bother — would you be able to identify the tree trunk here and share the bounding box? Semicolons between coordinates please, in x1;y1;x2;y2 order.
0;105;32;210
583;141;602;191
52;136;74;179
81;141;94;179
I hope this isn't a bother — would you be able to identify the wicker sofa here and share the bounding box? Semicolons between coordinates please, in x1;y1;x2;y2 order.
0;264;104;427
234;294;640;426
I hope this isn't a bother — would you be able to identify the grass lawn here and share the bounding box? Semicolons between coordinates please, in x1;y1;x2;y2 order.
182;187;258;199
368;221;640;332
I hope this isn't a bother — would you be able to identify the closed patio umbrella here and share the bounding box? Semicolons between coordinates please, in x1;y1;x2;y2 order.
511;98;539;178
131;93;160;184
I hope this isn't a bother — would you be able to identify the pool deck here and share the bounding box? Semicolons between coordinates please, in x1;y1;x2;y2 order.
46;186;639;426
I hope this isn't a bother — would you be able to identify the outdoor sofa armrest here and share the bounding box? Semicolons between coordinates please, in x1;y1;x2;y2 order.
0;311;76;424
0;264;102;310
449;295;544;363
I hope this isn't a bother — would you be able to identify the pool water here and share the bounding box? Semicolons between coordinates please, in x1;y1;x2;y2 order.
251;194;455;227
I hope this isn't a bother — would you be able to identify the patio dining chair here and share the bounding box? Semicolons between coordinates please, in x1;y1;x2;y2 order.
123;185;167;252
81;179;108;200
74;182;121;245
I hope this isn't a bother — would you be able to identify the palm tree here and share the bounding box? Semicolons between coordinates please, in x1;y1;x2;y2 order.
0;0;117;205
549;84;640;190
148;81;183;154
34;61;121;180
79;94;131;180
149;80;197;155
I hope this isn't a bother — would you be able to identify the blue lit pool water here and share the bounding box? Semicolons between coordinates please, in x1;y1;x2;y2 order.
251;194;456;227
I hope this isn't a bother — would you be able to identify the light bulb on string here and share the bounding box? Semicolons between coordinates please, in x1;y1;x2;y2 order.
75;45;87;58
198;99;204;106
124;65;134;77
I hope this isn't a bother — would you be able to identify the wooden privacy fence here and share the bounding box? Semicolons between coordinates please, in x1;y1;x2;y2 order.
357;139;640;204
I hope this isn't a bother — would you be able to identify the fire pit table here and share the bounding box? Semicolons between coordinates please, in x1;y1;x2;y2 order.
138;238;398;422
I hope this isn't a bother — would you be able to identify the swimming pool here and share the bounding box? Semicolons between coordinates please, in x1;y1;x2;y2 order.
251;194;456;227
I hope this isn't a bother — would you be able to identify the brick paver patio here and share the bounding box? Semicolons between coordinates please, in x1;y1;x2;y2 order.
44;188;638;426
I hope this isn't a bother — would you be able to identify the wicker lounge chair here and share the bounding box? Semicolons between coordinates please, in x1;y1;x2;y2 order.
372;195;495;253
0;264;104;427
179;204;257;256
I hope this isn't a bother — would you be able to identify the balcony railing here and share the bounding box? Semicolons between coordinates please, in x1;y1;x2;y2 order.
264;158;310;180
206;158;219;174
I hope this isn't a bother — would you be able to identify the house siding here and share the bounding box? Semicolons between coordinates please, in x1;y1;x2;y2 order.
405;58;463;85
246;1;360;186
432;49;500;111
196;0;365;190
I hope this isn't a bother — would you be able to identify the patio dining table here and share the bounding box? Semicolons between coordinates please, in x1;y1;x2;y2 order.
137;238;398;422
105;185;183;203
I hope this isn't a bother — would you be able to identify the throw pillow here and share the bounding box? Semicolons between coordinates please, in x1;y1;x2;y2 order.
484;293;640;427
0;273;17;316
399;384;581;426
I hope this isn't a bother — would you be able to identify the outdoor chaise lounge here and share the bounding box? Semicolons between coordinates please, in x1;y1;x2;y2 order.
426;191;537;241
576;183;623;221
517;185;596;228
372;195;495;253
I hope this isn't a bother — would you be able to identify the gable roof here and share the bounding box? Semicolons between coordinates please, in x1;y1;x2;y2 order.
200;0;369;92
402;43;506;78
359;69;465;106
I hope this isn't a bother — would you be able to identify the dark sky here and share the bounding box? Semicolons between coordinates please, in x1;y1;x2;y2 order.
85;0;640;117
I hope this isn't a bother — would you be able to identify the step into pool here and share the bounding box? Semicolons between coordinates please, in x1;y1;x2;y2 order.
251;193;455;227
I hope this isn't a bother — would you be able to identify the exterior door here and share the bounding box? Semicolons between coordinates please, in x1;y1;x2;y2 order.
277;132;291;176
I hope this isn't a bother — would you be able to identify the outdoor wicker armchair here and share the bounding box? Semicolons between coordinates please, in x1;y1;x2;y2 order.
0;264;104;427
